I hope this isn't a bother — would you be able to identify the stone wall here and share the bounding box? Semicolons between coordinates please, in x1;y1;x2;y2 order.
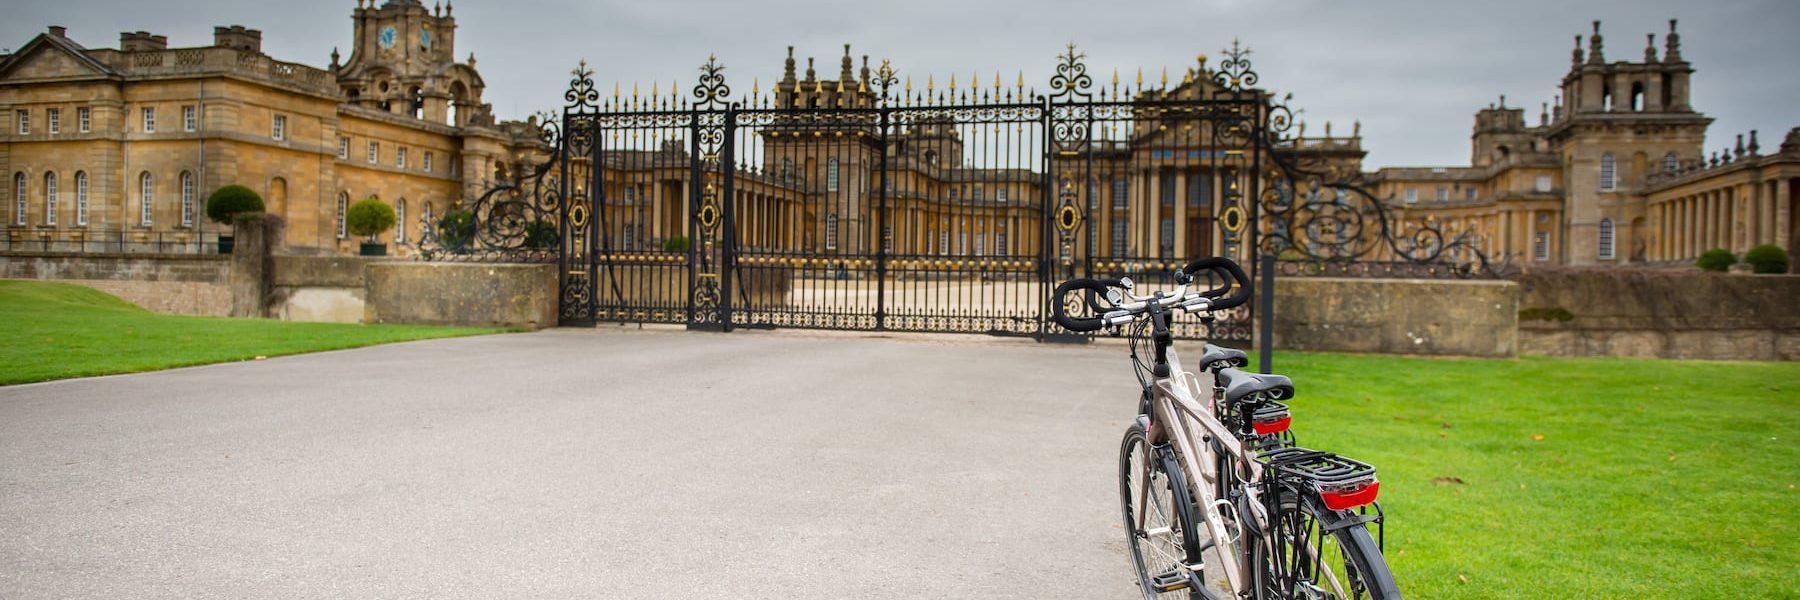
363;262;557;329
1516;269;1800;360
1271;278;1519;358
0;252;231;315
268;255;376;323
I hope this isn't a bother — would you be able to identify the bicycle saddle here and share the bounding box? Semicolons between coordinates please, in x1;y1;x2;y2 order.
1216;368;1295;404
1198;344;1248;372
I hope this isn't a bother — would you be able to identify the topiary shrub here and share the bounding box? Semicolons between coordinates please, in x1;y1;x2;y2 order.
346;198;396;240
663;235;690;252
1696;248;1735;272
524;219;558;249
437;209;475;250
205;185;265;224
1744;244;1790;274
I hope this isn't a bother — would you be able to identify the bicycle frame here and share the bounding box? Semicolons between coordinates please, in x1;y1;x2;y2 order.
1136;345;1258;594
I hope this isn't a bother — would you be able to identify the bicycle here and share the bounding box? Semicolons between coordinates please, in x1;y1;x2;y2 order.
1051;257;1401;600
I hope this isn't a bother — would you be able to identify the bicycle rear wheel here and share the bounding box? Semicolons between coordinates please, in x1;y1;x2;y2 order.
1258;489;1401;599
1120;423;1203;599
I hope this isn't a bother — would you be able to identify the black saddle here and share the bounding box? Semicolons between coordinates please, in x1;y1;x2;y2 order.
1198;343;1248;372
1216;367;1295;404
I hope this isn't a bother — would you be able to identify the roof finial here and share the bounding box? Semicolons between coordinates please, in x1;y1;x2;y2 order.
805;56;815;81
1748;130;1761;155
1572;34;1585;66
783;46;796;82
860;55;870;86
330;47;340;68
1499;94;1506;108
1588;20;1605;64
1644;33;1657;62
444;0;452;15
1352;120;1361;138
1664;19;1682;62
840;44;853;81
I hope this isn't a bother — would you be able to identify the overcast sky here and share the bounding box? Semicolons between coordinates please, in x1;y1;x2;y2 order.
6;0;1796;167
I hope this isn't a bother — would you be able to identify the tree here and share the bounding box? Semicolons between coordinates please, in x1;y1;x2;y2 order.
346;198;396;241
205;185;265;224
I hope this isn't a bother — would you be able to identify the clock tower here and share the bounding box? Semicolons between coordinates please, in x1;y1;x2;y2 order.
335;0;484;127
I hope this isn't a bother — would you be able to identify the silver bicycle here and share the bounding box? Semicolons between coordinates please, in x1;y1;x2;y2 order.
1052;257;1400;600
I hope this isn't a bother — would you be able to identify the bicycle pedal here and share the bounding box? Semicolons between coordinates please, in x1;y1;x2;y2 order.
1149;570;1193;593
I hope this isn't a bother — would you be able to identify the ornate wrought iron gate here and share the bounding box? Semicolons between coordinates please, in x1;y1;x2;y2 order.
424;43;1503;344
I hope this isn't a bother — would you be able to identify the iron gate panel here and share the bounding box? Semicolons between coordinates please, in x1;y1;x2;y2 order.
424;45;1509;345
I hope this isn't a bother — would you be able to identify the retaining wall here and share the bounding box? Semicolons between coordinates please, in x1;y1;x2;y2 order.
1516;269;1800;361
0;252;231;315
1271;278;1519;358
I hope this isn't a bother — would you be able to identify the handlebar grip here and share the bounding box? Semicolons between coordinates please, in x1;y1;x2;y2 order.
1181;257;1253;311
1052;278;1110;332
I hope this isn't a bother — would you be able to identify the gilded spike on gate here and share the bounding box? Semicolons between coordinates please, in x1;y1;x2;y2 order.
672;80;679;99
1161;67;1168;89
926;74;934;94
993;71;1001;91
1136;67;1144;88
612;81;620;98
1016;70;1024;90
836;79;844;93
650;81;658;97
632;81;639;98
752;78;760;98
948;73;955;90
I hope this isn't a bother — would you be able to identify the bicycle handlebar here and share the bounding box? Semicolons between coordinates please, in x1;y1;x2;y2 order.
1050;256;1252;333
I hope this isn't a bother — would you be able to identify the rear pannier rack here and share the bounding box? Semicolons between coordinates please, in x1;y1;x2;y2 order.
1256;447;1381;510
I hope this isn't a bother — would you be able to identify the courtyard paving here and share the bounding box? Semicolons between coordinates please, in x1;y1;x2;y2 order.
1;327;1144;599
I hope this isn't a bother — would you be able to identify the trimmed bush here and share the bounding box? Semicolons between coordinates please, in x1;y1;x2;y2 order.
1744;244;1790;274
205;185;265;224
663;235;690;252
346;198;396;240
524;219;559;249
1696;248;1736;272
437;209;475;250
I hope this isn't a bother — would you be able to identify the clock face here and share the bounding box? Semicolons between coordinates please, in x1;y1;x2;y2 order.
420;29;432;49
378;26;397;49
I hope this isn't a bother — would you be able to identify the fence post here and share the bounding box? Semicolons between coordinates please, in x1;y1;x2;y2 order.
1259;254;1275;373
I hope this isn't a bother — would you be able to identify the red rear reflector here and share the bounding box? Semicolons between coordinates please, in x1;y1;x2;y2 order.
1320;481;1379;511
1253;416;1291;435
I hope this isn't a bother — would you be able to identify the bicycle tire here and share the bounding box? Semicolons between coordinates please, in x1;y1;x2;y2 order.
1119;423;1203;599
1254;487;1402;599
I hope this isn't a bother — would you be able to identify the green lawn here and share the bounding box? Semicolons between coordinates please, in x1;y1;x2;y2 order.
0;280;511;385
1255;351;1798;598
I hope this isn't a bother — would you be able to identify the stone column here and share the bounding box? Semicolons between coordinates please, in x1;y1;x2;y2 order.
1776;179;1791;252
228;213;284;318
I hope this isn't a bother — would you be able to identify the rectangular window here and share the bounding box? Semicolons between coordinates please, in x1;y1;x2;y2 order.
957;231;967;255
1435;187;1449;202
139;174;154;226
142;107;155;133
184;105;197;132
882;225;893;253
76;173;88;226
996;188;1007;203
1187;171;1211;207
368;141;378;164
78;107;90;133
826;160;840;192
949;187;959;202
1535;175;1551;193
1465;188;1477;202
271;114;285;140
424;152;434;173
995;226;1008;256
973;186;984;202
397;147;407;169
336;194;348;239
1598;220;1615;260
180;173;194;226
44;174;57;225
13;175;24;225
47;108;59;134
939;230;949;255
1111;218;1127;256
1404;188;1418;204
338;137;349;159
1533;231;1549;261
1160;172;1175;206
1113;177;1128;210
1160;217;1175;257
1599;156;1616;192
974;230;985;255
15;110;27;134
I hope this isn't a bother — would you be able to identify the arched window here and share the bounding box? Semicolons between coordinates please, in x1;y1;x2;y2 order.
826;159;840;192
395;198;407;244
75;171;88;226
1599;153;1616;192
13;172;25;226
410;87;425;120
43;172;57;225
139;172;155;226
336;192;348;239
1598;218;1615;259
1630;82;1645;112
179;171;195;226
824;213;839;250
1663;152;1679;174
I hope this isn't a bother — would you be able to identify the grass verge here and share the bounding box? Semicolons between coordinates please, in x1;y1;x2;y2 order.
1258;351;1797;598
0;280;511;385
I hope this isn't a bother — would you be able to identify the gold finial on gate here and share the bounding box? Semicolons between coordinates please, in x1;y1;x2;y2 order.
927;74;934;94
650;81;658;97
1160;66;1168;89
632;81;639;98
612;81;620;98
948;73;956;91
1136;67;1143;88
993;71;1001;91
1016;70;1025;91
1112;68;1119;88
752;78;759;98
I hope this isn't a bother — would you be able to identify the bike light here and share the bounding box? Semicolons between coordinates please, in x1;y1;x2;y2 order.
1319;481;1379;511
1252;416;1291;435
